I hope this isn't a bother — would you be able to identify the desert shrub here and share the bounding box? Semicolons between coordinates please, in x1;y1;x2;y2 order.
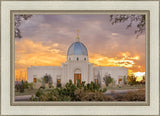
31;80;145;101
28;82;33;89
36;88;44;97
114;89;145;101
40;86;45;89
124;90;145;101
85;81;101;92
31;80;108;101
81;92;114;101
102;88;107;93
63;96;71;101
113;94;124;101
104;95;114;101
57;83;61;88
30;95;38;101
39;93;49;101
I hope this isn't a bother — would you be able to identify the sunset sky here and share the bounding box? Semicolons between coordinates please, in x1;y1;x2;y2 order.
15;14;145;81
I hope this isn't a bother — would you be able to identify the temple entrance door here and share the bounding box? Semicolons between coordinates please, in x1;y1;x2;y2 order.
74;74;81;84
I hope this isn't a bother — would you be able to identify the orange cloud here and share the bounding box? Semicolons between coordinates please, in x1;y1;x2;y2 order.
15;39;145;81
15;39;66;81
89;52;144;75
89;53;139;67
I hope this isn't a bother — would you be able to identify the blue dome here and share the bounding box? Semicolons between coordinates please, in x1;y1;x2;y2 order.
67;41;88;56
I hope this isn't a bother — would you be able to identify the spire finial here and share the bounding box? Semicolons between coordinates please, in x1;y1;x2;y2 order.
77;29;79;39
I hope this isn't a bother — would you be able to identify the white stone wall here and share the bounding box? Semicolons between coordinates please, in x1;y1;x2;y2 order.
88;63;94;83
27;66;62;87
94;66;128;86
27;64;128;87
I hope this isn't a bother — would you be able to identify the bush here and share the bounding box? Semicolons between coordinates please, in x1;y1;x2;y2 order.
102;88;107;93
28;82;33;90
114;89;145;101
128;75;138;85
36;89;44;97
31;80;145;101
103;74;113;86
30;95;38;101
124;90;145;101
40;86;45;89
81;92;114;101
57;83;61;88
31;80;109;101
24;81;29;89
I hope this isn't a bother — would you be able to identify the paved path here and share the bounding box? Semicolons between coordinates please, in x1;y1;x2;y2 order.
104;89;144;96
15;95;32;101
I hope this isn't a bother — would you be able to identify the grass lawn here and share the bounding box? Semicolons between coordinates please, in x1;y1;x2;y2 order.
15;89;38;96
107;84;145;90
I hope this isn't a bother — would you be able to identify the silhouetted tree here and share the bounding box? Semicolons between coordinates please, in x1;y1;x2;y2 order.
110;15;145;38
128;74;138;85
15;15;32;38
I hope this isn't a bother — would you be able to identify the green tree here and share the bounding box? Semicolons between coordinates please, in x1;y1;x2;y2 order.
97;72;101;87
110;15;145;38
42;74;53;88
15;82;20;92
20;80;24;93
24;81;29;89
103;74;113;86
128;74;138;85
43;74;52;84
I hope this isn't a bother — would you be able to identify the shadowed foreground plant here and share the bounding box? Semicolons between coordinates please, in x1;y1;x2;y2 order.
114;89;145;101
30;80;145;101
31;80;108;101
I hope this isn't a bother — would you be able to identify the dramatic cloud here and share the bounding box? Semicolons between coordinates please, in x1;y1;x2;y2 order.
15;14;145;81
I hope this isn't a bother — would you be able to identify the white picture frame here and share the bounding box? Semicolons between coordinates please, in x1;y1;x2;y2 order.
1;0;159;115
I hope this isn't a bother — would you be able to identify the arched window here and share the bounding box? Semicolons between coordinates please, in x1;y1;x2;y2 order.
57;79;61;87
33;78;37;83
77;57;79;61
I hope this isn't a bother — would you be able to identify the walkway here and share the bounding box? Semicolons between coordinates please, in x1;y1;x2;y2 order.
104;89;144;96
15;95;32;101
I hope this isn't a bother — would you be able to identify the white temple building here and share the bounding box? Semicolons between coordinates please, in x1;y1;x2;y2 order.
27;31;128;87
